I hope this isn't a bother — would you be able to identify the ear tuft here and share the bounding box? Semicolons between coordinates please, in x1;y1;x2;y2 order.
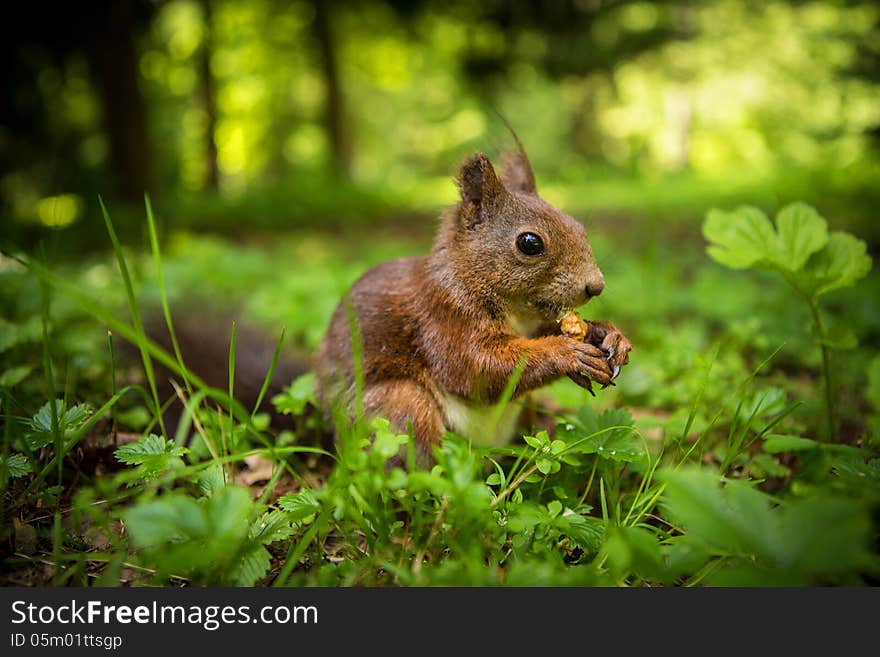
457;152;503;208
499;148;537;194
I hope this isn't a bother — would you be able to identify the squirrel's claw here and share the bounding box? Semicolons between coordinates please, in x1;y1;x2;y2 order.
568;372;596;396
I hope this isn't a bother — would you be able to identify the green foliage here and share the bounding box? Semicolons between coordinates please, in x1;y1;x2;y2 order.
0;453;32;479
661;468;875;585
703;201;873;438
125;486;257;584
272;372;317;416
25;400;92;449
114;434;188;482
556;407;642;463
704;202;872;300
2;190;878;589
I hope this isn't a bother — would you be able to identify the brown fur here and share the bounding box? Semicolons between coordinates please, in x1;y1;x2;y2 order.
315;148;630;465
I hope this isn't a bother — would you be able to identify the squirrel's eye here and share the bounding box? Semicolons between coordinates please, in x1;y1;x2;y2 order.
516;232;544;256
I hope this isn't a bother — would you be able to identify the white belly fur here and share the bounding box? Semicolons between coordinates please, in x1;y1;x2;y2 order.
442;393;523;447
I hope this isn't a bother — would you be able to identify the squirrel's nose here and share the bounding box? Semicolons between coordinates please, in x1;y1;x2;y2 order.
585;272;605;299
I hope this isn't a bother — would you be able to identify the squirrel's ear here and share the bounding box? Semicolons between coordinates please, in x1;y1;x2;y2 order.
457;152;504;228
499;148;536;195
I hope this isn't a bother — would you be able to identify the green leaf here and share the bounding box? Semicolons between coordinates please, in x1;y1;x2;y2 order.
703;206;776;269
31;400;91;434
124;493;208;547
114;434;188;482
271;372;316;416
602;525;668;582
556;407;641;462
370;417;409;461
486;473;504;486
1;453;31;478
660;468;776;557
231;544;271;586
0;365;32;387
547;500;563;518
776;496;872;578
194;463;226;497
123;486;255;583
763;434;820;453
773;202;828;272
206;486;256;541
114;434;186;464
536;457;554;474
797;231;872;298
26;400;94;449
556;513;604;552
250;510;297;544
749;453;790;478
523;434;544;449
278;488;321;523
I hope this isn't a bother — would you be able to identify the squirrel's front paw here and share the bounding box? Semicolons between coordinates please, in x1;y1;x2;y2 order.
597;327;632;380
563;340;613;394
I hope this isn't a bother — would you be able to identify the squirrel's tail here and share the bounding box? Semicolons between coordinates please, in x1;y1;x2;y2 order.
128;311;311;435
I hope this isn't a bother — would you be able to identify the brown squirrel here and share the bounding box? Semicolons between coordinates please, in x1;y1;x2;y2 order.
315;146;632;466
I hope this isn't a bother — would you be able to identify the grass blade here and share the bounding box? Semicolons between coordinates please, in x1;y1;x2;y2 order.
99;196;167;439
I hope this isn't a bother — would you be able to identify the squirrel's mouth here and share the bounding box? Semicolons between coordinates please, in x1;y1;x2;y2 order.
531;299;563;320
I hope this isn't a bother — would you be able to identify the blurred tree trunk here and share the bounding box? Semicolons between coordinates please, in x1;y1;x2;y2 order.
312;0;351;178
86;0;155;202
199;0;220;191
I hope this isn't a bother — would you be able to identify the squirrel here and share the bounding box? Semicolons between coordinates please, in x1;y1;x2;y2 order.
315;145;632;467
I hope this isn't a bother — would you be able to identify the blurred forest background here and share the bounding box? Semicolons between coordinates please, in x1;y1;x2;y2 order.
3;0;880;249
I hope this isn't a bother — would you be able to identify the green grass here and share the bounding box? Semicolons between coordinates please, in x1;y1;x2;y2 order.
0;196;878;587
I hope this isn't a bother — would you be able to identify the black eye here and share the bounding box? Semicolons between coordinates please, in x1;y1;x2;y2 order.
516;232;544;256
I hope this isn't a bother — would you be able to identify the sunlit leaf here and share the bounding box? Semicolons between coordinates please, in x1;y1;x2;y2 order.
703;206;776;269
774;202;828;271
797;231;872;298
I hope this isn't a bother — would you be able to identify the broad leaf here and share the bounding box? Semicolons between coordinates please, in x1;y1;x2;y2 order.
556;407;642;462
114;434;188;481
278;488;321;522
775;496;872;577
797;231;872;298
230;544;272;586
0;453;31;478
774;202;828;271
123;486;255;582
703;206;777;269
250;510;298;544
26;400;93;449
557;513;604;552
659;468;775;557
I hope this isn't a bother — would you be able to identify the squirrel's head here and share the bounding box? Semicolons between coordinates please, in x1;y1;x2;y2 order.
437;149;604;322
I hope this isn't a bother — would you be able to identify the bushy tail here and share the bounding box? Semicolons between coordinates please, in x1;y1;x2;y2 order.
127;310;310;435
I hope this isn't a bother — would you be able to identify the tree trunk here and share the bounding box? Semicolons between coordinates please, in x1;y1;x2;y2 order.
312;0;351;178
199;0;220;191
86;0;155;202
